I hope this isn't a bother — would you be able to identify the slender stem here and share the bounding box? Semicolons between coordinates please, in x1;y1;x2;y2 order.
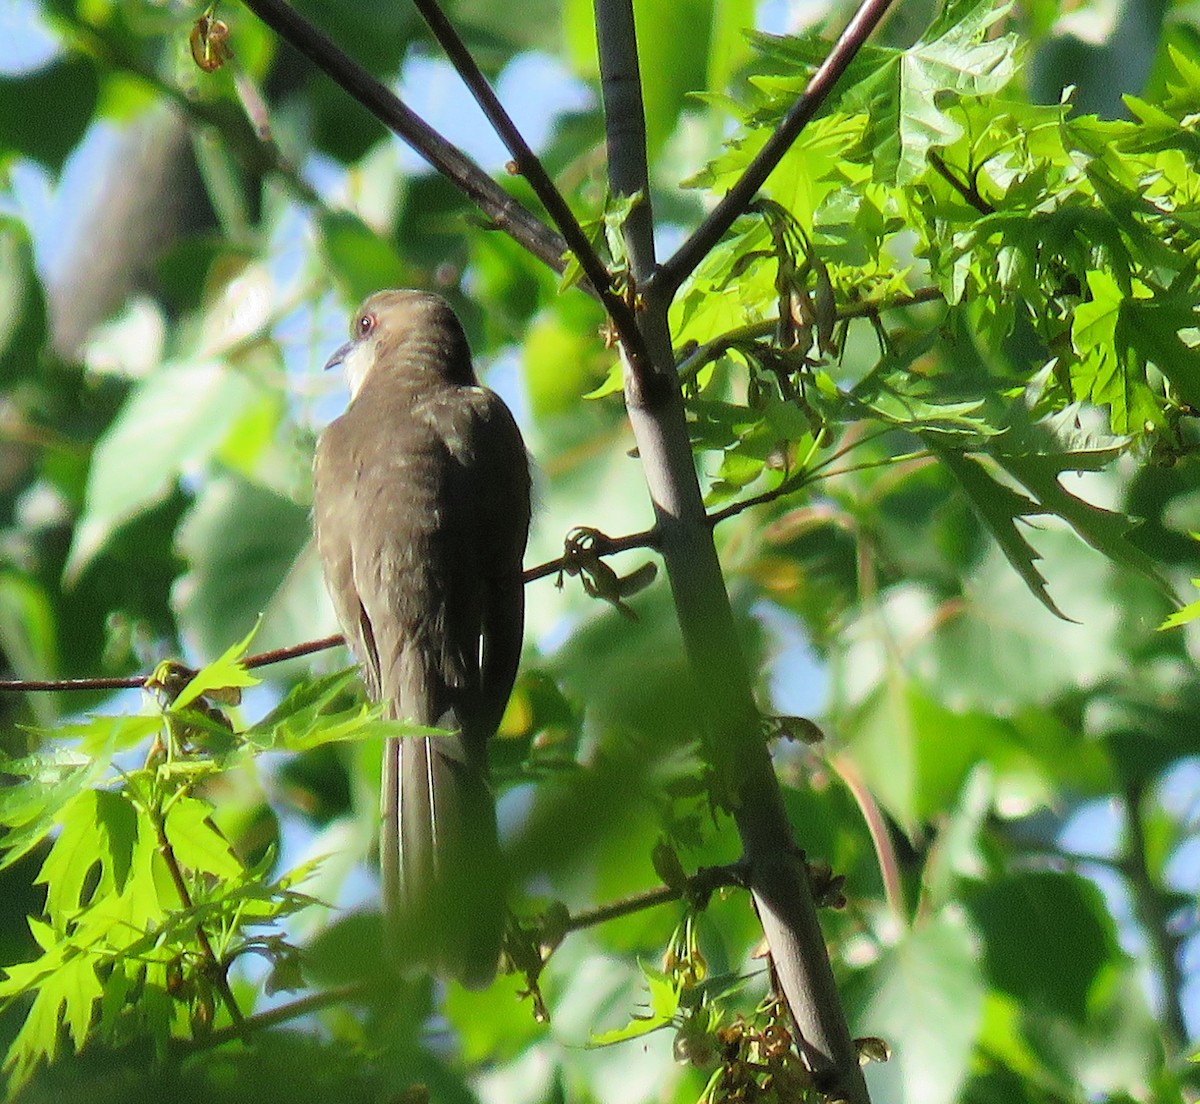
523;525;658;583
831;753;906;922
1120;782;1189;1059
654;0;897;298
677;287;944;386
152;812;246;1028
408;0;646;364
184;982;369;1051
560;862;746;935
0;532;666;694
928;150;994;215
245;635;345;669
237;0;569;277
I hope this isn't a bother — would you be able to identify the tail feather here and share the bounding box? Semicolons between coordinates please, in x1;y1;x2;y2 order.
380;727;504;989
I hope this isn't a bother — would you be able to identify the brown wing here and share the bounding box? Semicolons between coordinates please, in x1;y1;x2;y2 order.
458;386;531;742
312;416;382;699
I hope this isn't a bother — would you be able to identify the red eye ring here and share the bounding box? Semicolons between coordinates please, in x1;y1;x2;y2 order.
357;312;376;337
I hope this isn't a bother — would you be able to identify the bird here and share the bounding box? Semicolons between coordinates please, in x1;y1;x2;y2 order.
312;289;531;988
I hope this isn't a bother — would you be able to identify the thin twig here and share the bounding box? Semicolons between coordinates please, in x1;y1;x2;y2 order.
653;0;897;298
562;862;746;935
244;635;345;669
1121;782;1189;1058
183;982;370;1052
0;532;668;694
677;287;945;387
523;526;658;583
927;150;995;215
408;0;647;366
238;0;570;277
830;753;905;922
152;812;246;1029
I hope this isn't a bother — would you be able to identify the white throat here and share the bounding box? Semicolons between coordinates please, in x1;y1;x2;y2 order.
343;340;374;399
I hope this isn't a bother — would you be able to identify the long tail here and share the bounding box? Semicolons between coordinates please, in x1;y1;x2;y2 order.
380;729;504;989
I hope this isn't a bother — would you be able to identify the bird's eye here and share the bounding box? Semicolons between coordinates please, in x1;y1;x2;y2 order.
357;313;376;337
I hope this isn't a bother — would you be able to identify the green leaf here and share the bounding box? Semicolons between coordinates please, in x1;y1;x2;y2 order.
1069;269;1156;434
996;450;1173;600
0;58;99;173
844;911;985;1104
163;796;244;880
170;621;261;713
1159;584;1200;629
0;748;109;870
937;449;1066;620
246;667;360;737
319;211;409;304
92;791;138;896
844;0;1019;183
0;217;48;386
36;791;105;925
65;362;258;582
1122;296;1200;411
173;472;325;660
589;962;681;1046
966;870;1119;1021
581;359;624;399
632;0;715;157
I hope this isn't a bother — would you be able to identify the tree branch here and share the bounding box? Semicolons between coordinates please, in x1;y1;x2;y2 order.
928;150;995;215
593;0;657;287
675;285;944;387
0;531;666;695
561;861;746;935
1120;781;1189;1059
184;982;369;1052
408;0;647;365
653;0;897;299
592;0;869;1098
238;0;569;277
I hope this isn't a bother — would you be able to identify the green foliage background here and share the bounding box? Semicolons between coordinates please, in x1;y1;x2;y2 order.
0;0;1198;1102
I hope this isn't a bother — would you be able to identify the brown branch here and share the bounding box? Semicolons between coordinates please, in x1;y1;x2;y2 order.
653;0;897;299
0;530;669;694
408;0;647;367
562;861;746;935
524;525;658;583
237;0;570;277
244;634;344;669
830;753;905;922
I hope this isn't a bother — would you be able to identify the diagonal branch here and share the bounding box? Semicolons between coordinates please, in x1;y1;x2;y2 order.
407;0;646;365
238;0;568;276
653;0;897;298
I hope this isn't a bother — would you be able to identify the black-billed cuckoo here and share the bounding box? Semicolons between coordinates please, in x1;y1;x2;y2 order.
312;290;530;988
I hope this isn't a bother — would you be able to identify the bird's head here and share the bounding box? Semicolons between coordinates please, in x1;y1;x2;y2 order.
324;289;475;398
